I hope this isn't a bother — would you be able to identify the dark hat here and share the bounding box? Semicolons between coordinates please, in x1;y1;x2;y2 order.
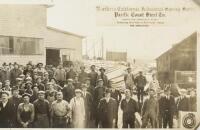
13;62;18;65
127;67;131;70
37;63;43;67
99;67;106;71
1;91;10;96
105;88;112;94
12;86;19;91
80;66;85;69
2;62;8;66
90;65;95;68
22;93;31;98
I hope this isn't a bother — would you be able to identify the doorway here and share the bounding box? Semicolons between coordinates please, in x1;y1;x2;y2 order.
46;49;60;67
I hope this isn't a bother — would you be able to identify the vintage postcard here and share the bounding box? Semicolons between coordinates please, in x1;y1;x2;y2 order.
0;0;199;129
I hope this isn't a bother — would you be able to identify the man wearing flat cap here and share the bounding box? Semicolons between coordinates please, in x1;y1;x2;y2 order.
98;88;117;128
97;67;109;87
33;91;50;128
78;66;88;84
0;91;15;127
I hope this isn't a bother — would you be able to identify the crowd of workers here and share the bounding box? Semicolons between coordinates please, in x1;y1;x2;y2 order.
0;61;197;128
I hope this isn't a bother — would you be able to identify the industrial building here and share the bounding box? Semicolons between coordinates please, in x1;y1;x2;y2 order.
0;4;84;66
156;32;197;88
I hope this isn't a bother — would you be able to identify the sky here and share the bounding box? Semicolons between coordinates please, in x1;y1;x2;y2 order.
46;0;200;60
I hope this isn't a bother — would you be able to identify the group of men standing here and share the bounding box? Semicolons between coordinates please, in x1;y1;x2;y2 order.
0;62;197;128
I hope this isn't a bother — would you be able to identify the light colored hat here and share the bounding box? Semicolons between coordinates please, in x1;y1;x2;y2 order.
75;89;82;93
38;91;45;95
68;79;73;82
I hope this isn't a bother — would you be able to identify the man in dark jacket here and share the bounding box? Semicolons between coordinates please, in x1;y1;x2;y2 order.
160;88;176;128
33;91;50;128
176;89;190;112
88;65;98;87
141;89;159;128
94;79;105;127
0;91;14;128
9;87;23;127
134;71;147;103
98;67;108;87
10;63;22;86
78;66;88;84
0;63;10;85
66;65;76;81
98;88;117;128
121;89;139;128
62;79;75;102
81;84;93;128
110;82;122;128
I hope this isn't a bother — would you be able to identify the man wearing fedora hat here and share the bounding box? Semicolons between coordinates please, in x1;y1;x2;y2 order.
98;88;117;128
0;91;15;127
98;67;108;87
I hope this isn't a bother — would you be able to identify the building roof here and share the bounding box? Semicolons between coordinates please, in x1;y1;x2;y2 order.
47;26;85;38
156;32;197;60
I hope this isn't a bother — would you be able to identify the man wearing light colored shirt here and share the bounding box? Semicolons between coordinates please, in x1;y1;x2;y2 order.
51;92;71;128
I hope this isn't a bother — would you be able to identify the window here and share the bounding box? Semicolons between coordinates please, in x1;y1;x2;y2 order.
0;35;43;55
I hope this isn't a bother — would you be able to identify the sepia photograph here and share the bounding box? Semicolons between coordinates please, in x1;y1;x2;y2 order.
0;0;199;129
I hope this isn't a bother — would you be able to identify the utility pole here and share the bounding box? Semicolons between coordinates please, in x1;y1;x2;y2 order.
101;34;104;59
